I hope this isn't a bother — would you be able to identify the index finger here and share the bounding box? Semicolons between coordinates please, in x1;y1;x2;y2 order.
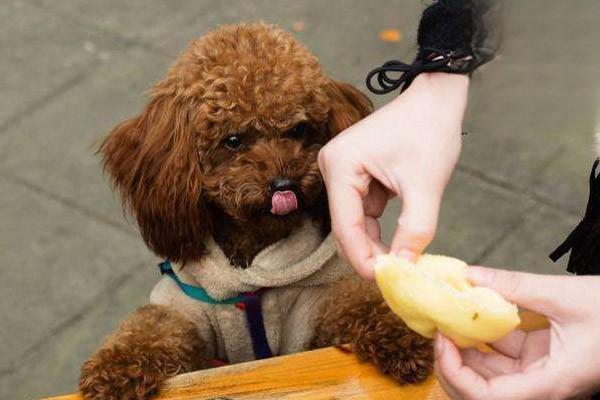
326;176;380;279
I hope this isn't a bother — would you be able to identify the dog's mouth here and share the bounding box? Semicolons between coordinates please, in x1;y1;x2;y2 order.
270;190;299;216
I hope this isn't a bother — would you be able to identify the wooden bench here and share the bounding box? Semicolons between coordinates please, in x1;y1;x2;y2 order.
42;346;448;400
42;311;549;400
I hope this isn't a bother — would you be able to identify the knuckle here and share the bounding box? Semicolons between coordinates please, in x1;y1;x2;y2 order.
317;146;328;166
318;142;337;166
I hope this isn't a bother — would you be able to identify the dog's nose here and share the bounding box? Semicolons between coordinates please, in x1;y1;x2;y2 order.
270;177;296;192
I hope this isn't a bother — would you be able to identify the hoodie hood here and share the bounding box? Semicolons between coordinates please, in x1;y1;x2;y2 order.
173;219;350;300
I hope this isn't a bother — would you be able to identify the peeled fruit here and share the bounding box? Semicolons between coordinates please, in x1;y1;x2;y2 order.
375;254;520;348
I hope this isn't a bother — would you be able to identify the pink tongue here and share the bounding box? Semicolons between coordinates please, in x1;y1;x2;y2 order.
271;190;298;215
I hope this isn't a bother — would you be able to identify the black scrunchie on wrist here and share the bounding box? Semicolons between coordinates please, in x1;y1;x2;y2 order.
367;0;483;95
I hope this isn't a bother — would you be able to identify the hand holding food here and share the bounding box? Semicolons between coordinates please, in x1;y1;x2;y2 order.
375;254;520;347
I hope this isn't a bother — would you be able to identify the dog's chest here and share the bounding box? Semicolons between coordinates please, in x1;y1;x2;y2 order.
151;277;331;363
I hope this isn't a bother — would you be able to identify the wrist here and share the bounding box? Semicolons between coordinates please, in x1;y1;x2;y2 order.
385;72;469;139
409;73;469;119
411;72;470;95
391;72;469;112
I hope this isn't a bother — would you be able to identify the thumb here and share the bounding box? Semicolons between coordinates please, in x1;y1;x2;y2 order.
390;189;441;260
467;267;570;318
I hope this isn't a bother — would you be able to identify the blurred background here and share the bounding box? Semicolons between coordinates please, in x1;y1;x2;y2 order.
1;0;599;398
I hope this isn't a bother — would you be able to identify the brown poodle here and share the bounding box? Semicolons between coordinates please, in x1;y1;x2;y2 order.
79;22;433;400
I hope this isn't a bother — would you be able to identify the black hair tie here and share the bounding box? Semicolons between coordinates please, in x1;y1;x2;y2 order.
365;0;502;95
366;47;473;95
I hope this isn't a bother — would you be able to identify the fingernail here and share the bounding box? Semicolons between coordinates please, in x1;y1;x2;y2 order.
467;267;495;286
435;333;445;357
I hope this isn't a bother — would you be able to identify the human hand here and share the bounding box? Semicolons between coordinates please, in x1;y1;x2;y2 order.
318;72;469;278
435;267;600;400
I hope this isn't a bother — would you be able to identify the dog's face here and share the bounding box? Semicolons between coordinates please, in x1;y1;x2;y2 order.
202;120;325;222
101;23;372;264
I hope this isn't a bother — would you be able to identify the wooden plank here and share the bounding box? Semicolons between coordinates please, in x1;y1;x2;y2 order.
42;312;549;400
42;347;448;400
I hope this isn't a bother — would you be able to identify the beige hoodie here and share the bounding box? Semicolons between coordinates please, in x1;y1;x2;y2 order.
150;219;352;364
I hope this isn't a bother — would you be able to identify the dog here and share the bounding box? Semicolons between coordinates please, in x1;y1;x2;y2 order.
79;23;433;400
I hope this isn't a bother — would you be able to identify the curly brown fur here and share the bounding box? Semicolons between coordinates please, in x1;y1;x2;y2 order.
86;21;441;400
79;305;205;400
99;23;372;267
311;278;434;384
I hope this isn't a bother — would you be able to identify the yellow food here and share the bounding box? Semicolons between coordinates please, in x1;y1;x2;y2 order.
375;254;520;348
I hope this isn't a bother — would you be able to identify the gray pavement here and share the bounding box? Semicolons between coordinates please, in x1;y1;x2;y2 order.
1;1;598;398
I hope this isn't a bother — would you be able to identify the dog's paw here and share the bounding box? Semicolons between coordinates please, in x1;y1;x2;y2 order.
352;303;434;384
79;345;180;400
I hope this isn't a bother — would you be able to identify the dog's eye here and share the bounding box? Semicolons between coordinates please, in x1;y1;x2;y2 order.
224;135;242;150
286;123;307;140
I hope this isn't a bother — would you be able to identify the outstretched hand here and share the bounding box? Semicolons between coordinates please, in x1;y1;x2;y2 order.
435;267;600;400
318;73;469;278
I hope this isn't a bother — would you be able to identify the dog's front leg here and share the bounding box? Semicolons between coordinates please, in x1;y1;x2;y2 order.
79;304;206;400
310;277;434;384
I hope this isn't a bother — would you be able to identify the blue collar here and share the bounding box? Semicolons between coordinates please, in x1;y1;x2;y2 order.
159;261;246;304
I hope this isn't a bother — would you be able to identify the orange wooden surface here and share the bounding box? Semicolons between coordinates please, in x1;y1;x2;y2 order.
42;347;448;400
42;312;548;400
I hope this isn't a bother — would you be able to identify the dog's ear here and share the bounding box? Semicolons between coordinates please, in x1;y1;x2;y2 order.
325;80;373;137
100;95;209;264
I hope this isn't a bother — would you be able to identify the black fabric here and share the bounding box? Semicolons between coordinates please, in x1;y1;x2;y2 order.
418;0;475;56
367;0;502;95
550;159;600;275
419;0;502;73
